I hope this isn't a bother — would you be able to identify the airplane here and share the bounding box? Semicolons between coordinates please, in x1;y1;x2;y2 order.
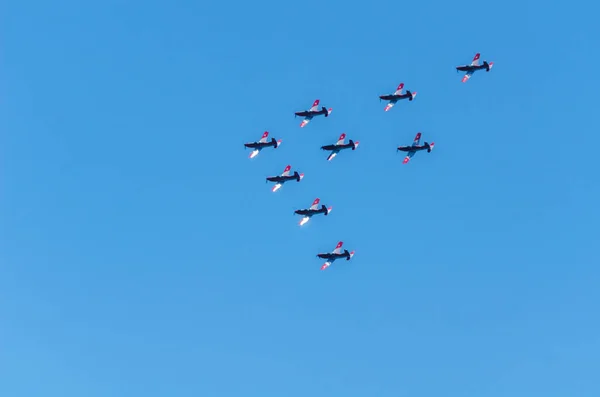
317;241;355;271
295;99;333;128
379;83;417;112
294;198;332;226
397;132;435;164
266;164;304;192
244;131;282;159
456;53;494;83
321;133;359;161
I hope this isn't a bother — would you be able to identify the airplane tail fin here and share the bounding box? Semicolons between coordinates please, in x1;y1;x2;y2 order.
326;108;333;116
406;90;413;101
348;139;355;149
411;91;417;100
322;106;329;116
427;142;435;152
275;139;282;148
294;171;300;181
344;249;351;260
321;204;328;214
487;62;494;71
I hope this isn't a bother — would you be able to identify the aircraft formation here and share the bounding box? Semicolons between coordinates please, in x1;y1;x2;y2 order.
243;52;494;270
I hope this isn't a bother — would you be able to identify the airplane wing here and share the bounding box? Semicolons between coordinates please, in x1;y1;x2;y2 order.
300;100;323;127
336;133;346;145
249;132;268;159
281;165;291;177
300;117;312;128
327;151;339;161
393;83;404;95
299;198;319;226
471;53;480;66
309;198;320;210
412;132;421;146
403;150;416;164
321;241;345;270
259;131;269;143
384;100;397;112
462;71;473;83
249;149;260;159
332;241;343;254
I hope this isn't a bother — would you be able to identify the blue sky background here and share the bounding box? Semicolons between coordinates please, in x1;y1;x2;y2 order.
2;1;600;396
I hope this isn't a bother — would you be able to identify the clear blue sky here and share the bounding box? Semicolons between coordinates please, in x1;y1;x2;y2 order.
2;1;599;396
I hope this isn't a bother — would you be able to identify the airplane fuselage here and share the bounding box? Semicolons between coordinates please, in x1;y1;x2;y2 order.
295;207;327;216
379;93;412;101
321;143;353;151
295;107;329;118
397;144;430;152
317;250;350;260
456;61;490;72
245;140;276;149
267;173;300;183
